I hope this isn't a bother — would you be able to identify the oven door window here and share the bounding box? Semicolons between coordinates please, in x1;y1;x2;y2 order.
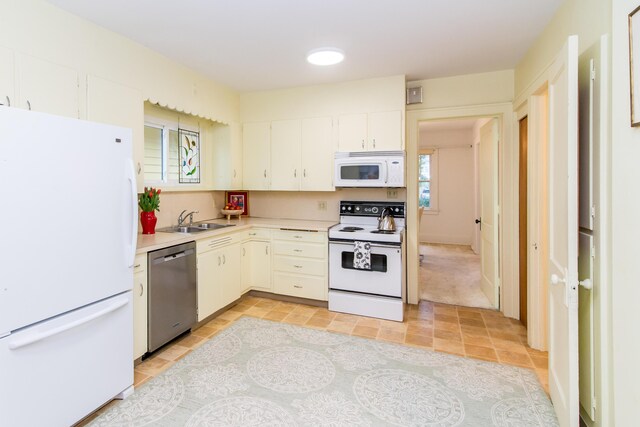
341;251;387;272
340;164;380;180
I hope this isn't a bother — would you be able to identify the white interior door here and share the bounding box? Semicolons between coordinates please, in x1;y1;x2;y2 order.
547;35;579;427
479;118;499;308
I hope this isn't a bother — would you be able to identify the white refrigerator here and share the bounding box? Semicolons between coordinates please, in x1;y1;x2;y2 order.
0;108;138;426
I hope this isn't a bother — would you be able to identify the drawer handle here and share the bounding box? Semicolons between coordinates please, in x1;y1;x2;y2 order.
249;233;257;236
139;283;144;297
134;264;141;268
294;235;302;239
293;249;302;253
222;254;226;264
218;256;221;266
294;285;303;289
266;246;269;255
294;265;302;268
242;247;246;256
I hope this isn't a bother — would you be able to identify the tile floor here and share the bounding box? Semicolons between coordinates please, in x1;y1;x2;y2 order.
133;295;549;393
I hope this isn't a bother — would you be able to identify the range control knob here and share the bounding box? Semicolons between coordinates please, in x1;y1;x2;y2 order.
341;206;346;210
395;207;399;212
372;207;379;214
355;207;360;211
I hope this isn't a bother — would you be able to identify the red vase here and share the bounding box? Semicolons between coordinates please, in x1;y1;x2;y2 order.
140;211;157;235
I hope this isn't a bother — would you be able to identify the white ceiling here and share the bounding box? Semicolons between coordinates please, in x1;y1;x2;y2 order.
45;0;562;93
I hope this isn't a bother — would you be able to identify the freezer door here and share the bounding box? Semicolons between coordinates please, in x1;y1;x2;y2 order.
0;292;133;427
0;108;137;333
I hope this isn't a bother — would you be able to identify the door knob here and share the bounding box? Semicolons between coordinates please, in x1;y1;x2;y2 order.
475;218;481;224
551;274;566;285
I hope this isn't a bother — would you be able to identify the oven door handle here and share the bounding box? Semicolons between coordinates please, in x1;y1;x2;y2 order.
329;240;401;250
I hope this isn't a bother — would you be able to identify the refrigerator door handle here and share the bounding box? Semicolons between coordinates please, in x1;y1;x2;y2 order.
126;158;138;267
8;298;128;350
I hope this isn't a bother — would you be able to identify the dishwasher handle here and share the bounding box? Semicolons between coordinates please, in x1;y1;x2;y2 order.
151;247;195;265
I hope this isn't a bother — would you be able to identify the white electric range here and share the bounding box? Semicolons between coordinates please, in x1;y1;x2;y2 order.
328;201;406;321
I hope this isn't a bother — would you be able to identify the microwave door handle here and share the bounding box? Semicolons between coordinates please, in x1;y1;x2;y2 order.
384;161;389;184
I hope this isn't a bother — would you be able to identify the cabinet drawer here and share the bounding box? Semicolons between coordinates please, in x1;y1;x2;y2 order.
134;254;147;274
246;227;271;240
198;233;241;254
273;241;326;259
273;255;326;276
272;229;327;243
274;272;327;301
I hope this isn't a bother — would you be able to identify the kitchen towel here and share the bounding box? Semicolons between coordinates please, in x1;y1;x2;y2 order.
353;241;371;270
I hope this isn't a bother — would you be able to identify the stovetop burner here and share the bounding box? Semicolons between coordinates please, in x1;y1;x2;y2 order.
340;226;364;232
370;229;396;234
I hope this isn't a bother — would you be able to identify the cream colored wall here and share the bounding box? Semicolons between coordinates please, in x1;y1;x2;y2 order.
407;70;514;110
418;128;475;245
241;75;406;121
151;191;226;229
0;0;239;124
514;0;611;100
249;189;405;222
611;1;639;424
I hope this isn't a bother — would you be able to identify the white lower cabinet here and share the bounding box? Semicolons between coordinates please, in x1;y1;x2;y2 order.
197;235;242;322
272;230;328;301
133;254;148;359
241;229;272;293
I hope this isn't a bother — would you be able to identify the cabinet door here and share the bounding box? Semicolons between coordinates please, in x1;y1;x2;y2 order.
240;242;251;293
270;119;301;190
338;113;367;152
197;249;222;321
230;123;243;189
87;75;145;192
247;241;272;291
368;110;402;151
0;46;14;107
211;122;243;190
242;122;270;190
132;269;148;359
220;244;241;307
16;54;79;118
301;117;333;191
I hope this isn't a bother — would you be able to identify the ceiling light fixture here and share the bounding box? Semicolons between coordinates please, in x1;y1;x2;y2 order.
306;48;345;66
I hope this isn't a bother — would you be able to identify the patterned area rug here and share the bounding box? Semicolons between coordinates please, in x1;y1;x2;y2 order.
89;317;557;426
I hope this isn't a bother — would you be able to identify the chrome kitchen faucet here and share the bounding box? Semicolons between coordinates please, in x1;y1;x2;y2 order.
177;209;199;226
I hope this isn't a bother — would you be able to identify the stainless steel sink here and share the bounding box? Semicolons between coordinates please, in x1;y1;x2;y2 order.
196;223;235;230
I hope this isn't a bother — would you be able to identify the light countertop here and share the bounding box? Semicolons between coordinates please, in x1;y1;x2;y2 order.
136;217;337;254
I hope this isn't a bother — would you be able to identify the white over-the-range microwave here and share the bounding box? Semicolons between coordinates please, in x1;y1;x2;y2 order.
334;151;405;188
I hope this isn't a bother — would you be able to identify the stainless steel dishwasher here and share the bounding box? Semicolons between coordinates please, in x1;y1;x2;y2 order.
147;241;197;352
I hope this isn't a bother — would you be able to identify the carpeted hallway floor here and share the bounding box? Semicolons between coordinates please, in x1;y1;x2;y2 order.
419;243;494;309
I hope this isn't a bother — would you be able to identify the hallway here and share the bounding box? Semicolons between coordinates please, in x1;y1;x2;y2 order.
419;243;493;309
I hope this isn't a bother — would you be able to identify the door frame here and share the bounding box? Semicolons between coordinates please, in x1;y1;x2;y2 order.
406;103;517;317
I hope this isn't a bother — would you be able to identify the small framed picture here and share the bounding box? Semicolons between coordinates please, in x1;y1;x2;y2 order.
226;191;249;216
629;5;640;126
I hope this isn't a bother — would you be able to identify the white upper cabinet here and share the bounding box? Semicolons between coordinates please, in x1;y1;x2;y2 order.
0;47;14;108
245;117;334;191
211;122;243;190
86;75;145;192
338;110;402;152
338;113;368;151
16;54;79;118
271;119;302;190
368;110;403;151
242;122;271;190
301;117;333;191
